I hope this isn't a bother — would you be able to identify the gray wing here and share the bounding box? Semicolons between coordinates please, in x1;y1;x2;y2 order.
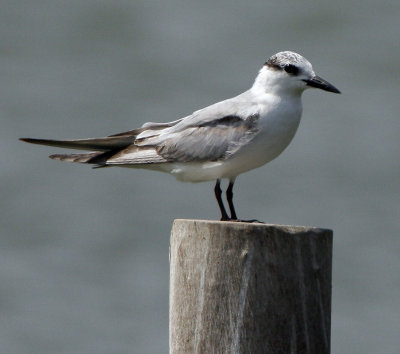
156;114;259;162
21;91;261;165
131;91;261;163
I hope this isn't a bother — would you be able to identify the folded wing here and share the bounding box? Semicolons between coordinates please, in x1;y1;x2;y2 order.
21;92;260;167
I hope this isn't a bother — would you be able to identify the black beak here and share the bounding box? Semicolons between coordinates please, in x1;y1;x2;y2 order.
303;75;341;94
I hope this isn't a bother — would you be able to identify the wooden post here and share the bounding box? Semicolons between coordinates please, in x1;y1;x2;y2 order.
169;219;332;354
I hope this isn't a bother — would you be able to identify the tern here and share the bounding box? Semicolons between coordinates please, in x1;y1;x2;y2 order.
21;51;340;221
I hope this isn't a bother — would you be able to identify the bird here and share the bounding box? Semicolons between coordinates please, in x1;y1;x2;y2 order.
20;51;340;221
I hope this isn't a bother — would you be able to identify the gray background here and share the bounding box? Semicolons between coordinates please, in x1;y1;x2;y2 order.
1;0;399;353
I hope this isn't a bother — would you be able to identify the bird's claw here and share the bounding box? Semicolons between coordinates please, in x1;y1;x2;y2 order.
220;218;264;224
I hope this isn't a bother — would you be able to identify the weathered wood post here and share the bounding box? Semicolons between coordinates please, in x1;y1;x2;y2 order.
169;219;332;354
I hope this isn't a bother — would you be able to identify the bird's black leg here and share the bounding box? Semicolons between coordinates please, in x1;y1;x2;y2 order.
226;179;238;220
214;179;229;221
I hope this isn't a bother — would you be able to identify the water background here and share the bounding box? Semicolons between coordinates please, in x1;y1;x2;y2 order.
1;1;399;353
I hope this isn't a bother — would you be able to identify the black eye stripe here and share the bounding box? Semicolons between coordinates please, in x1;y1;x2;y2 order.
284;64;299;75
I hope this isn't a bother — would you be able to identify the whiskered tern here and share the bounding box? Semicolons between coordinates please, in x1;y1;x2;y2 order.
21;51;340;221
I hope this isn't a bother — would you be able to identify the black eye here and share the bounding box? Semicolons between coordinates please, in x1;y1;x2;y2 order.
284;64;299;75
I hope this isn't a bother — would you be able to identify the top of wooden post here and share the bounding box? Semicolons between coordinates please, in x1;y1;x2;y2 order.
173;219;332;235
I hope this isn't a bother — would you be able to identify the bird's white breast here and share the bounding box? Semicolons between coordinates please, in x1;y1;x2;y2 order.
167;93;302;182
221;95;302;175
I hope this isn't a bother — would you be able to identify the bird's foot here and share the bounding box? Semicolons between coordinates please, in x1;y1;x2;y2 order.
236;218;264;223
220;218;264;224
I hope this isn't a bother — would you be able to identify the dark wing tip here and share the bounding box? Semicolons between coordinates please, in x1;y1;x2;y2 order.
20;138;53;145
20;137;34;143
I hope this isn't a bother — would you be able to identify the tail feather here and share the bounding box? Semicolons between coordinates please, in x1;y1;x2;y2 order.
49;152;104;163
49;148;124;165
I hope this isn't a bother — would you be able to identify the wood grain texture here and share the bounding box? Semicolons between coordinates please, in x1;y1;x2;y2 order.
169;219;332;354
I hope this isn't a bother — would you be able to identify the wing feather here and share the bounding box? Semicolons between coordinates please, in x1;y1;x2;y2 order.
153;114;259;162
19;136;135;151
21;90;261;166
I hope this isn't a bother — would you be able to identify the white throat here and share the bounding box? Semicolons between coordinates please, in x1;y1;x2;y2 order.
251;66;304;97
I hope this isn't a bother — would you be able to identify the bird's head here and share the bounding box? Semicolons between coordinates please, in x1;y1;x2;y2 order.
253;51;340;96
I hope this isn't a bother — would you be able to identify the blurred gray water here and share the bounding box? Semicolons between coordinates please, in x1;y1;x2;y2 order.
1;1;399;353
